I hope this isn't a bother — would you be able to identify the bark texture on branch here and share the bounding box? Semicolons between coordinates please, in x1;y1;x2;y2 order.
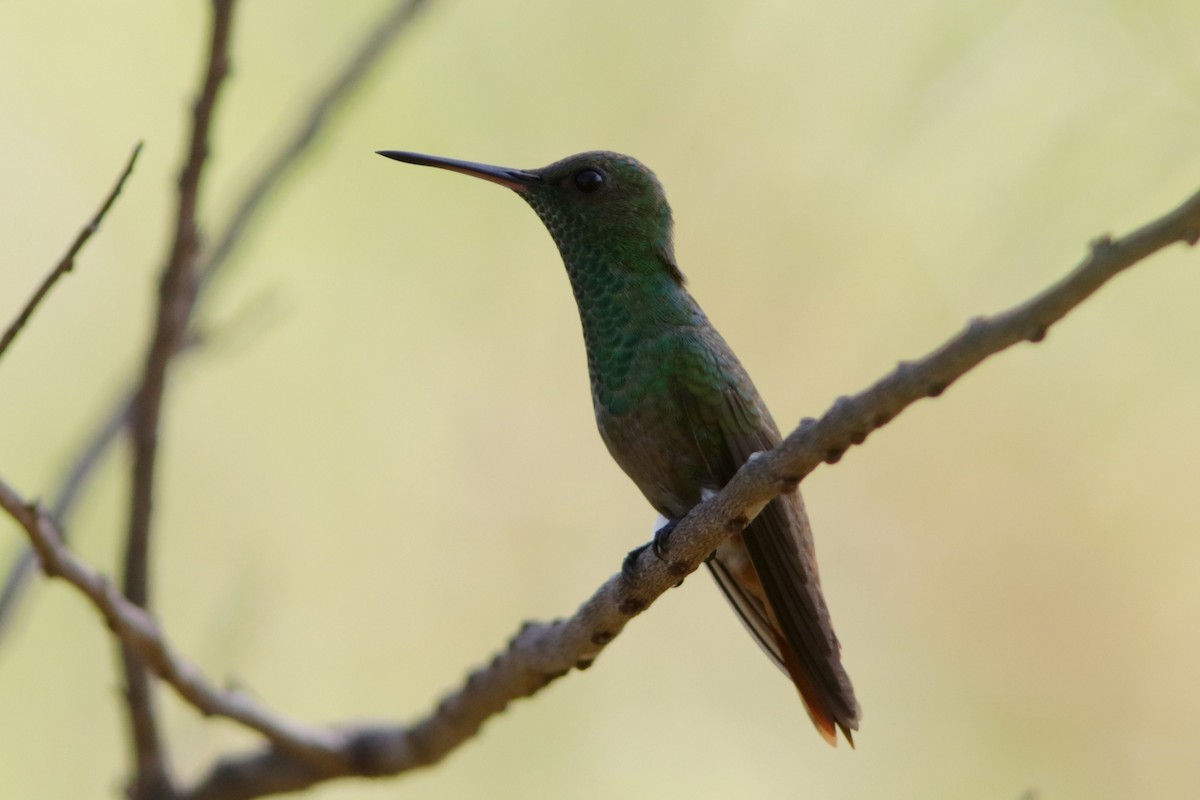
121;3;237;796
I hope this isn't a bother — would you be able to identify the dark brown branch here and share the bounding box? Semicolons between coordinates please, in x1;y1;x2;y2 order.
3;183;1195;799
121;2;237;796
0;142;142;363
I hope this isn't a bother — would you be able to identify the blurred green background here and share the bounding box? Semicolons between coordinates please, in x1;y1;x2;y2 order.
2;0;1200;797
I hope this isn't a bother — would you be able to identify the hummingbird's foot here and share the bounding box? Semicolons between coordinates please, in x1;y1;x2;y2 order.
621;543;651;582
622;518;683;583
651;519;679;560
621;541;687;587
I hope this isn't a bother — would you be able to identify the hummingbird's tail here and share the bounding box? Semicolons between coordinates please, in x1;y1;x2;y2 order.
778;628;856;747
707;492;859;745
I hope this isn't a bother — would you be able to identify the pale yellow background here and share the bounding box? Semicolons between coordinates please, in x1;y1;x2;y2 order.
2;1;1199;798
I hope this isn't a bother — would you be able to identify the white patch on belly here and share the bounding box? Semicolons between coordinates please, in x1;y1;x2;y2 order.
653;488;719;534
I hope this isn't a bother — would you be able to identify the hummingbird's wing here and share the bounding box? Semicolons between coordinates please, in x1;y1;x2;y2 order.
677;337;859;745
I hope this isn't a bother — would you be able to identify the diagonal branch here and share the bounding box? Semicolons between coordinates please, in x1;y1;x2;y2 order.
0;142;143;364
121;2;238;796
2;182;1195;800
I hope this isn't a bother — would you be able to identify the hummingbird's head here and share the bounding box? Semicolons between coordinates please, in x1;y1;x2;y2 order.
378;149;683;285
515;151;674;268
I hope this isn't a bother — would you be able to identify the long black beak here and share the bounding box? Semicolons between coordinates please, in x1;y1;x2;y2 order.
376;150;541;192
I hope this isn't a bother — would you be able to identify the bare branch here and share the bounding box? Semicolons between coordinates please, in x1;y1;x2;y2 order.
3;183;1193;799
0;142;142;363
121;1;238;795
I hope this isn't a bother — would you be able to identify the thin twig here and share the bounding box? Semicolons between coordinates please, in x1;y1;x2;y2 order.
3;182;1195;800
121;2;237;796
0;142;143;363
0;141;142;643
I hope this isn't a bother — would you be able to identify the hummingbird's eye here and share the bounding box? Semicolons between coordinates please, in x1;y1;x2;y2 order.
573;168;605;193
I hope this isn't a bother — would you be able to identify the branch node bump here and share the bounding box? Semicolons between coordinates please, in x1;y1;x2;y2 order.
667;560;690;578
831;395;854;417
540;669;568;688
618;597;646;615
349;732;394;777
1090;233;1115;254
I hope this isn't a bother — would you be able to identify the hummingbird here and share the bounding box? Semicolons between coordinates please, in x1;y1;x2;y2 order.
378;149;859;745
